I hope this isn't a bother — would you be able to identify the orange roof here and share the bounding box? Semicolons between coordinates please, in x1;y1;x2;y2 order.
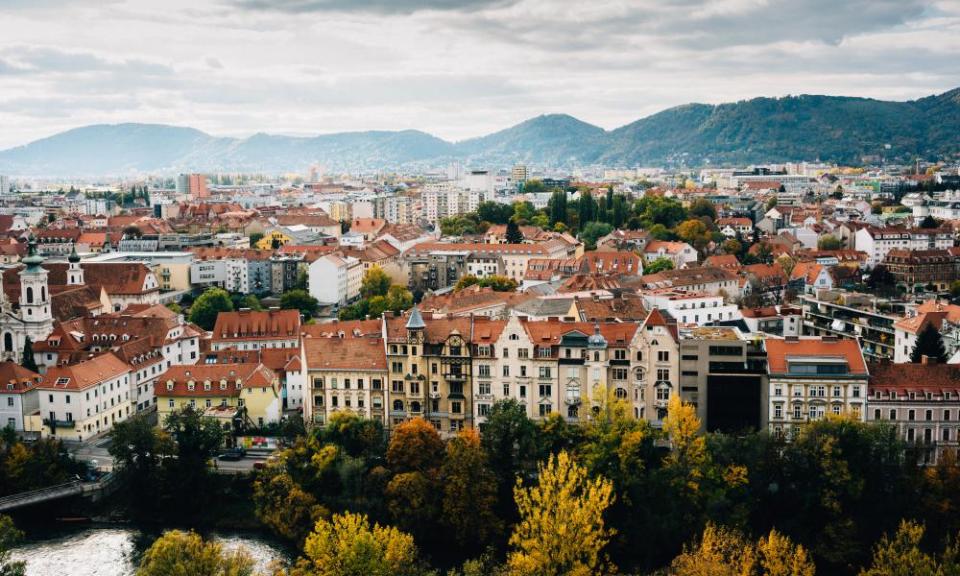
155;363;277;397
765;338;867;376
0;362;42;393
41;352;131;391
304;337;387;371
870;362;960;394
703;254;741;269
212;309;301;342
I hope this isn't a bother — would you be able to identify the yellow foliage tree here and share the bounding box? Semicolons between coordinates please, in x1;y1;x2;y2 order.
136;530;257;576
859;520;938;576
440;429;501;550
670;524;815;576
290;512;425;576
663;395;707;493
506;450;616;576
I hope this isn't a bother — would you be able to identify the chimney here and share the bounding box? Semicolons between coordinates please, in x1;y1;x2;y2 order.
922;355;937;365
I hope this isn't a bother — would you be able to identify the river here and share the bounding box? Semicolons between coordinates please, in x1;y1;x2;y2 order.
10;525;291;575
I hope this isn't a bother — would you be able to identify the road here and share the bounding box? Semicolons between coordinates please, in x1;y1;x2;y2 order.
69;436;271;475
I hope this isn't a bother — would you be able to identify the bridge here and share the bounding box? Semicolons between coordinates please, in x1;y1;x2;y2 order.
0;473;118;513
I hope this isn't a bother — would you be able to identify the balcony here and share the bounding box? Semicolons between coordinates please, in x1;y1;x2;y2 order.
428;391;441;400
443;373;467;382
43;418;75;429
564;396;582;406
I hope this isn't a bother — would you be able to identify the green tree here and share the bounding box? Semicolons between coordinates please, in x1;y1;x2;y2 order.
911;323;948;363
136;530;256;576
360;266;391;298
477;201;513;225
547;190;568;226
867;265;899;298
920;215;940;229
645;257;675;275
280;289;319;317
385;285;414;312
580;221;613;250
689;198;717;221
481;399;539;522
0;516;24;576
511;201;537;225
20;338;37;373
291;512;426;576
161;407;224;518
817;235;842;250
188;288;234;331
109;414;174;521
505;221;524;244
249;232;264;247
506;451;616;576
441;429;502;553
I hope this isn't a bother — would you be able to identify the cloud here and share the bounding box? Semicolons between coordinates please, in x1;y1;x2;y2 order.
0;46;174;77
229;0;519;14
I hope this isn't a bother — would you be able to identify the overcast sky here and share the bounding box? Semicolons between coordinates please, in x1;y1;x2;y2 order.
0;0;958;149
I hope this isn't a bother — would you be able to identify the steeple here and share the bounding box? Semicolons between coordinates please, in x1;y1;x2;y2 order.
18;235;52;328
67;245;84;286
21;236;44;272
406;306;426;330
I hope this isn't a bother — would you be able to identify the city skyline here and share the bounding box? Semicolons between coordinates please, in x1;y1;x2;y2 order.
0;0;958;149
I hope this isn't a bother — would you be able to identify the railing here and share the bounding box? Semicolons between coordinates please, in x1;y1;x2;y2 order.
0;473;115;512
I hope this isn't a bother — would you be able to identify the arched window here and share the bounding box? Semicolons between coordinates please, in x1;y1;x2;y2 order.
567;405;578;418
2;333;11;352
393;400;404;411
25;287;33;304
410;401;421;413
615;387;628;399
41;286;46;302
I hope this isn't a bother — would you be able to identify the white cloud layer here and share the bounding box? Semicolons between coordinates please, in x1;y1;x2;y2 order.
0;0;958;149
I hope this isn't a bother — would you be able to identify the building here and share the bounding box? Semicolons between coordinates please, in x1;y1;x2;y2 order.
210;309;301;351
766;336;869;439
643;240;698;269
302;336;388;426
854;226;953;268
893;300;960;364
638;266;740;299
800;291;907;361
678;326;766;431
38;352;133;441
155;363;282;430
868;360;960;464
883;249;960;293
511;165;528;184
0;176;9;196
177;174;209;199
308;254;362;306
0;240;56;364
0;362;41;431
643;290;740;326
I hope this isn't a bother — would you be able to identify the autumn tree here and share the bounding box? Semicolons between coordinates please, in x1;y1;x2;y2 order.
859;521;938;576
669;524;815;576
385;418;444;543
440;429;502;553
387;418;444;473
675;219;711;251
254;466;328;544
506;451;616;576
662;395;708;495
136;530;257;576
360;266;391;299
290;512;426;576
817;235;841;250
722;239;742;255
0;516;24;576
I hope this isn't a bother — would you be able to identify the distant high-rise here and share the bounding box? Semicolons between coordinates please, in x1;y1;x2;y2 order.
511;164;528;184
0;175;9;195
176;173;209;199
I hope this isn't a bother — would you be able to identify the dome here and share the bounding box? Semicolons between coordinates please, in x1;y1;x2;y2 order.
587;323;607;348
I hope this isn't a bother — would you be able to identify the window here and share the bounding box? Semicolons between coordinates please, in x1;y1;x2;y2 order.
874;409;881;420
909;409;916;421
519;385;526;398
392;381;404;393
538;366;551;379
775;404;783;419
538;404;552;417
478;403;491;417
409;381;420;394
518;348;529;359
612;368;628;381
889;409;897;420
520;366;527;377
926;409;933;421
502;365;510;377
479;381;491;395
832;386;841;397
538;384;552;398
656;368;670;381
391;361;403;373
478;365;491;378
537;347;552;358
946;410;952;422
614;349;626;360
451;401;462;414
657;351;670;362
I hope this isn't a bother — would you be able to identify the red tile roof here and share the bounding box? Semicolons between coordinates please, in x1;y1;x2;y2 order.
765;337;867;376
155;363;277;397
41;352;131;391
304;337;387;371
212;310;301;342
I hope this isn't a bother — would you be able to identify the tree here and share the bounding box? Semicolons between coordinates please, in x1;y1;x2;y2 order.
385;285;414;312
505;221;524;244
910;323;948;364
547;190;568;226
248;232;264;247
676;219;710;251
0;516;24;576
669;525;815;576
481;399;539;522
866;265;899;298
188;288;234;331
506;451;616;576
645;257;675;275
722;239;742;255
123;225;143;238
280;289;319;318
387;418;444;473
109;414;174;521
859;521;937;576
920;215;940;229
20;338;37;373
477;201;513;225
441;429;501;552
136;530;256;576
254;465;328;544
291;512;425;576
360;266;391;299
662;395;707;495
580;221;613;250
455;275;518;292
161;407;224;518
689;199;717;221
817;235;842;250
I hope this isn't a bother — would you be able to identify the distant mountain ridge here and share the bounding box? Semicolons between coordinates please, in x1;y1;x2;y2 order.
2;88;960;176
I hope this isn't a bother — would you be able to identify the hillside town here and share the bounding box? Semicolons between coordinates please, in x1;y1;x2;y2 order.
2;161;960;574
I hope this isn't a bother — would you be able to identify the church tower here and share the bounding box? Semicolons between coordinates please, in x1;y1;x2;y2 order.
19;238;53;336
67;246;84;286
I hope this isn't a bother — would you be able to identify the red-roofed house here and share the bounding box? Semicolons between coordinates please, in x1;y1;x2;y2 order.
0;362;41;431
38;352;133;441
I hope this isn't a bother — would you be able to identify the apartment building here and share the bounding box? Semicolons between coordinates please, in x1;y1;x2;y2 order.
883;248;960;293
800;290;909;362
893;300;960;364
766;336;869;439
302;336;387;426
308;254;362;306
0;362;41;431
854;226;953;268
868;361;960;464
39;352;133;441
643;290;740;326
678;326;766;431
210;309;301;351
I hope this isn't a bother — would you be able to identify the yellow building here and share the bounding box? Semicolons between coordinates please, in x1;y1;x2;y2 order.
256;230;293;250
302;336;388;426
154;363;282;430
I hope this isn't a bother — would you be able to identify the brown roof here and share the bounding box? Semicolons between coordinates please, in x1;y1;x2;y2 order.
0;362;42;393
212;310;301;342
301;319;383;339
579;251;642;276
703;254;742;270
155;363;277;397
765;337;867;376
304;337;387;371
41;352;131;391
870;362;960;394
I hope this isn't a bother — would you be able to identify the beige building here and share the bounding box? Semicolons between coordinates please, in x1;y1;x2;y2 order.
302;336;387;425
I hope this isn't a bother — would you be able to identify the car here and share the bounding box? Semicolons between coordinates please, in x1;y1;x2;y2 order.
218;448;246;461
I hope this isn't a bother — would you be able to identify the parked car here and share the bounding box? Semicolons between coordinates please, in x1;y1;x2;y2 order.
218;447;246;461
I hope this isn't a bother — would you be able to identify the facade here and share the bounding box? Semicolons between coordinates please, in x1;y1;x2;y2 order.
643;290;740;326
800;291;906;361
883;249;960;293
0;362;41;431
39;352;133;441
854;226;953;268
302;336;388;425
868;361;960;464
155;363;282;430
766;336;869;439
308;254;362;306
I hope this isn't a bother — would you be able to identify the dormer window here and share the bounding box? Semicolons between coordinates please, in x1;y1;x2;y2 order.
204;381;211;391
166;381;173;391
187;381;195;391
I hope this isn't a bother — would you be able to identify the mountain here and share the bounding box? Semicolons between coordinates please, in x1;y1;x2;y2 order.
2;88;959;176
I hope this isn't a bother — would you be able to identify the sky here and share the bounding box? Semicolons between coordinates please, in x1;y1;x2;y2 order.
0;0;959;150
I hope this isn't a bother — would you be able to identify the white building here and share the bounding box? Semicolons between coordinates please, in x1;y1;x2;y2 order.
38;352;133;442
0;362;41;431
308;254;362;306
0;176;9;196
854;226;954;268
642;290;741;326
